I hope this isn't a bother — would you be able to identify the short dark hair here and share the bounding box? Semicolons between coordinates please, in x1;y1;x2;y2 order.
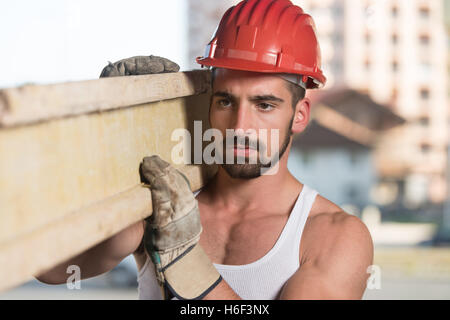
285;81;306;110
210;68;306;109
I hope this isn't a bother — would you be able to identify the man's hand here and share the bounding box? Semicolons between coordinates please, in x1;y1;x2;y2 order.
99;55;179;78
140;155;222;300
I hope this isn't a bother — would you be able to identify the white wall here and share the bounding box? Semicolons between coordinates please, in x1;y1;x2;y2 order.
288;148;377;210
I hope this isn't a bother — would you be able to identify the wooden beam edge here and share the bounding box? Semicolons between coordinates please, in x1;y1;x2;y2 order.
0;70;211;128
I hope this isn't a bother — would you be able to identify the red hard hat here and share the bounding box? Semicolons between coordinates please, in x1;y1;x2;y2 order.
196;0;326;89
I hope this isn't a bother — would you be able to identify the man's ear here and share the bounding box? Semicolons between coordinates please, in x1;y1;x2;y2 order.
291;97;311;134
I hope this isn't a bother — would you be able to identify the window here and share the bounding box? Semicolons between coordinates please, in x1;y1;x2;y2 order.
419;34;430;46
391;33;399;45
364;58;371;71
420;87;430;100
392;60;399;72
391;6;399;18
412;115;430;127
418;116;430;126
364;31;372;45
419;6;430;19
420;143;431;153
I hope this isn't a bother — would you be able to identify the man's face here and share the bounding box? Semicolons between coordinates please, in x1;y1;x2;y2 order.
209;68;298;179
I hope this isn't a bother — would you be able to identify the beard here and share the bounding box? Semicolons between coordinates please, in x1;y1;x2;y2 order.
220;116;294;180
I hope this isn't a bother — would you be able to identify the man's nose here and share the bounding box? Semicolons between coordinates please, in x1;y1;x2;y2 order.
230;105;254;132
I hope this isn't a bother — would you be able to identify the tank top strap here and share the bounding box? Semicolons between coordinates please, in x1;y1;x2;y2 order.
289;184;319;257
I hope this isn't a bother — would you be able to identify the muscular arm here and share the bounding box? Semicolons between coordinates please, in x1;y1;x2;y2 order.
280;212;374;300
35;220;144;285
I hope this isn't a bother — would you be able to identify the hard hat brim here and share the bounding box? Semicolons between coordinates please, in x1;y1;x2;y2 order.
196;56;326;89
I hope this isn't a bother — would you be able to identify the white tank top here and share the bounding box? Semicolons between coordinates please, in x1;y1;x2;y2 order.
137;184;319;300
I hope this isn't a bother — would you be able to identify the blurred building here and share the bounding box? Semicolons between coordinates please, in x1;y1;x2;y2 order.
295;0;449;209
443;0;450;229
288;87;405;211
187;0;239;70
187;0;449;209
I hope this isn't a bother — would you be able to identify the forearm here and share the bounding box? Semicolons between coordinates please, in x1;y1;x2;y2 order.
36;242;122;285
36;221;142;284
35;251;88;284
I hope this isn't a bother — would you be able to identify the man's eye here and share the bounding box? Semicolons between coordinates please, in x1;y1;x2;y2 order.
257;103;275;111
217;99;232;108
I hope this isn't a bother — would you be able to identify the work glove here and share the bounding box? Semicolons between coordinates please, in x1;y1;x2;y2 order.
140;155;222;300
99;55;180;78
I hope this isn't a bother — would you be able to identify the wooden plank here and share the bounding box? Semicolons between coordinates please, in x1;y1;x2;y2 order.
0;94;213;244
0;70;210;127
0;71;217;292
0;164;217;293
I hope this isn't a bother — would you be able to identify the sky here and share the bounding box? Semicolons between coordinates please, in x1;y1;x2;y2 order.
0;0;188;88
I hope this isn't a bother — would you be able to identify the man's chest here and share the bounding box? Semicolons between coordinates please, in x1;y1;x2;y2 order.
197;203;289;266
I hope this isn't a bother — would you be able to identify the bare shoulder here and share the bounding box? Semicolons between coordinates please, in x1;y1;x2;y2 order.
280;193;374;299
301;194;374;267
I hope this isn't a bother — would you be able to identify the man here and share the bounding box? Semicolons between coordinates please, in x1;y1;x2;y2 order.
36;0;373;300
